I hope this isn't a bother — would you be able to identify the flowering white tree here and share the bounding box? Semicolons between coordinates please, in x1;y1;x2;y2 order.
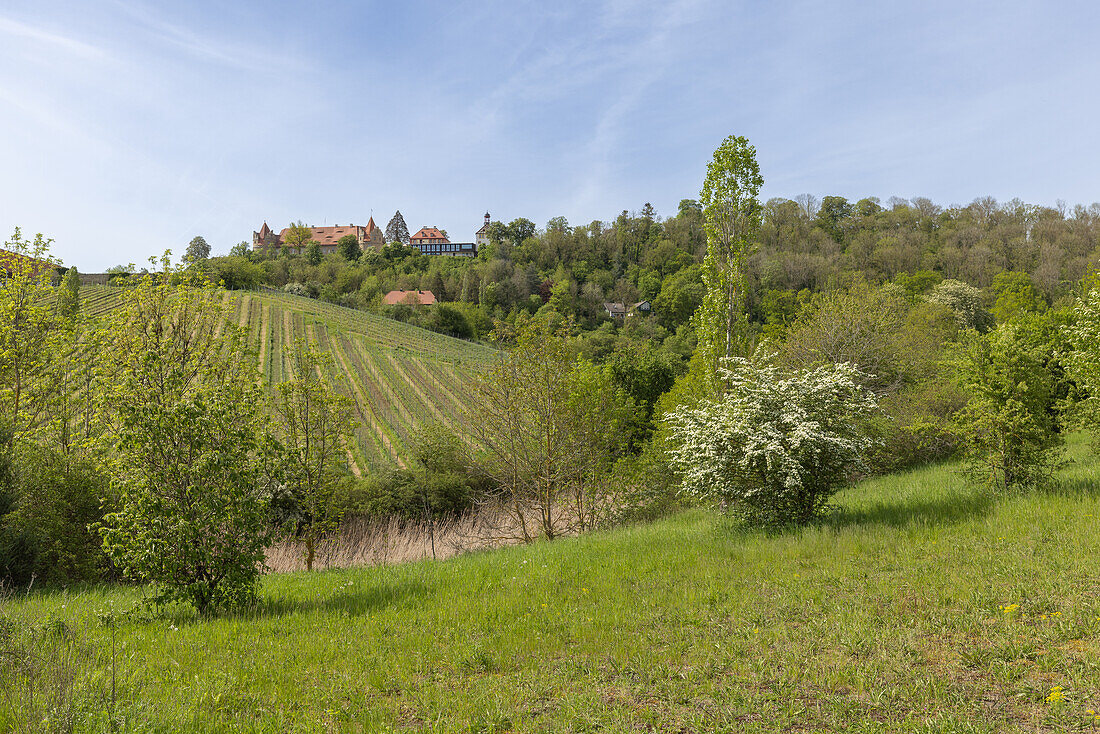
667;358;878;525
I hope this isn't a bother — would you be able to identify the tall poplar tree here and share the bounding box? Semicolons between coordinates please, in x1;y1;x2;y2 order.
696;135;763;376
56;267;80;318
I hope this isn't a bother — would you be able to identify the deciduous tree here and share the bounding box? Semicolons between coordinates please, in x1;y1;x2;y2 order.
271;342;357;571
953;314;1065;491
56;267;80;318
468;317;634;541
0;229;63;453
928;279;993;332
97;260;272;614
697;135;763;374
337;234;361;261
186;235;211;261
284;222;314;252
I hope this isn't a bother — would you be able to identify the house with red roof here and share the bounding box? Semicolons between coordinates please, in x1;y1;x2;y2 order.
410;225;478;257
410;227;447;247
0;248;59;281
383;290;437;306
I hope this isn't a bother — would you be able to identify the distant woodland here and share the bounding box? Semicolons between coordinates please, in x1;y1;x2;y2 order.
203;195;1100;345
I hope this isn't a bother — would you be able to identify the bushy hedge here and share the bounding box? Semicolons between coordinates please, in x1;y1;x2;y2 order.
0;444;113;586
335;430;492;521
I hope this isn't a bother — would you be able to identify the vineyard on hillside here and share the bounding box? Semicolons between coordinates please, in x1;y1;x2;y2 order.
82;286;493;474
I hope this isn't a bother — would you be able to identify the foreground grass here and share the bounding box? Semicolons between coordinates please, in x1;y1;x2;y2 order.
7;438;1100;732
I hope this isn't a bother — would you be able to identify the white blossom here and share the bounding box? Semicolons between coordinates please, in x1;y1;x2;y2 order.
667;358;878;524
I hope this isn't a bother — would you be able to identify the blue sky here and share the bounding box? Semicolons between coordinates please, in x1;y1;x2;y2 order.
2;0;1098;270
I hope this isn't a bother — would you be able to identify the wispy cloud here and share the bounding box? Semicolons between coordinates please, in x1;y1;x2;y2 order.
3;0;1099;270
0;15;104;58
110;0;308;74
567;0;709;213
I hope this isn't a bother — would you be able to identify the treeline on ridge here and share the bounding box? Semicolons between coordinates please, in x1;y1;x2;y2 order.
198;194;1100;343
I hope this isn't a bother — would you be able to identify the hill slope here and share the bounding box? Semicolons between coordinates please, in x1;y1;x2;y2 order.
82;286;493;473
8;436;1100;731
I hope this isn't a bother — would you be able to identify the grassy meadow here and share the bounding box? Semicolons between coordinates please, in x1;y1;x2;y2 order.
6;434;1100;732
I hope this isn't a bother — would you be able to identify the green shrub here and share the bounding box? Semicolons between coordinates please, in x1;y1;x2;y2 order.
337;469;481;521
0;448;112;586
336;430;491;521
952;314;1066;491
425;303;473;339
206;255;264;290
866;378;967;473
97;273;272;615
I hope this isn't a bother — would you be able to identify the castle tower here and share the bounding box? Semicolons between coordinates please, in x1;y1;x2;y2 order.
476;212;492;247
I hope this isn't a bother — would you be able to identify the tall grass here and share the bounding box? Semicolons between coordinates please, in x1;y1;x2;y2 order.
7;434;1100;731
0;587;114;733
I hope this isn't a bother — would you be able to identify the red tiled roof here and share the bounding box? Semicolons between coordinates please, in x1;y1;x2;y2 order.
0;248;57;276
277;226;361;246
410;227;448;243
255;220;386;250
383;290;437;306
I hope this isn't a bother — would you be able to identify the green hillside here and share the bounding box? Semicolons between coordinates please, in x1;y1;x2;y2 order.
7;435;1100;732
81;286;493;473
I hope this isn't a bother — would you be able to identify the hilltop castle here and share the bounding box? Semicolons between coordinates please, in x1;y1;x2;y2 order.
252;217;385;255
252;212;492;257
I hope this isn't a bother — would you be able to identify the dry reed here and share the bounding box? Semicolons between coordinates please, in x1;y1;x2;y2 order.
265;509;521;573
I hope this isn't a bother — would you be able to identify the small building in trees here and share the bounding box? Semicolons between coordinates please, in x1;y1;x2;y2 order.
603;301;651;319
603;302;627;319
383;289;437;306
252;217;385;255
